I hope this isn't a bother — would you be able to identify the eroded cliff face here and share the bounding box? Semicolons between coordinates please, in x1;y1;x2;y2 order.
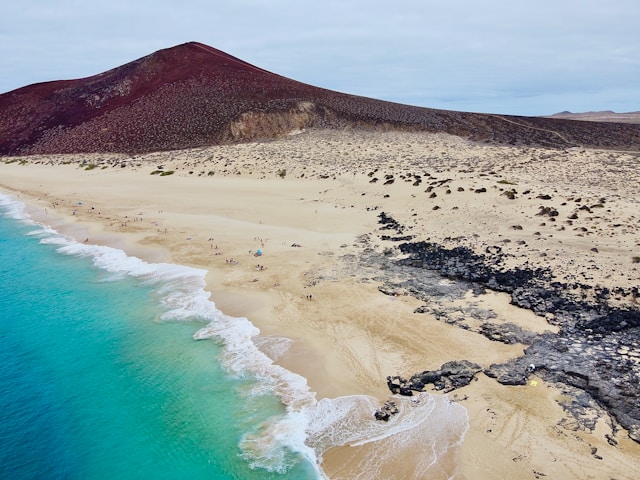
222;102;330;142
222;101;424;143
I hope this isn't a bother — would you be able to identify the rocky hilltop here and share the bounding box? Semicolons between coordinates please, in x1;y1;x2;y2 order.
2;41;640;155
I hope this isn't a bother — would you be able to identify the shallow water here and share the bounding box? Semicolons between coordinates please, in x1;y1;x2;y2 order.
0;195;318;479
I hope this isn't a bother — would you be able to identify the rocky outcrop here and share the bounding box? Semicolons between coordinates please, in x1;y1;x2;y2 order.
386;376;414;396
410;360;482;392
395;238;639;332
374;399;399;421
387;360;482;395
376;213;640;442
478;322;538;345
396;240;549;294
486;332;640;441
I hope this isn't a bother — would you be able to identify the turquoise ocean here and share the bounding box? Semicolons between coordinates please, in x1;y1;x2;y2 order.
0;193;469;479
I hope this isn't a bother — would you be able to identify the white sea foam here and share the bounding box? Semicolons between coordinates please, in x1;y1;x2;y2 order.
254;336;294;362
0;193;29;221
194;321;322;474
0;191;470;479
308;393;436;449
306;394;468;479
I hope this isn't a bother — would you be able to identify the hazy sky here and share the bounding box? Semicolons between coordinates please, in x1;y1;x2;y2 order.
1;0;638;116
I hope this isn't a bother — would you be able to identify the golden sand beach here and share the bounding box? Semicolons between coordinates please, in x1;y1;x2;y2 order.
2;129;639;479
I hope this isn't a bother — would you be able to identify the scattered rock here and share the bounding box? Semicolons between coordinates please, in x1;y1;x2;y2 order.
537;206;559;217
374;399;400;421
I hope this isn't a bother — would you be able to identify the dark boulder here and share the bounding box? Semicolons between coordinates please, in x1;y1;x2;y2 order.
407;360;482;393
374;399;399;421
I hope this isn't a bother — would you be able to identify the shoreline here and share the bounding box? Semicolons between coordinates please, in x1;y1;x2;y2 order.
2;129;640;479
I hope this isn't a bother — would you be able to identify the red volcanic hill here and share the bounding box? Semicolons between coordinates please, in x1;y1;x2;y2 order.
2;41;640;155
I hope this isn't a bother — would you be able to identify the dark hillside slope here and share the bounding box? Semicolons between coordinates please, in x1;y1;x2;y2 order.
2;42;639;155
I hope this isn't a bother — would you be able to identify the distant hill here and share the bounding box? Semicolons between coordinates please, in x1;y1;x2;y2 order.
2;42;640;155
547;111;640;124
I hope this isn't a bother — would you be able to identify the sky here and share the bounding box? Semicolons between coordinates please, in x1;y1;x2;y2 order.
1;0;638;116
